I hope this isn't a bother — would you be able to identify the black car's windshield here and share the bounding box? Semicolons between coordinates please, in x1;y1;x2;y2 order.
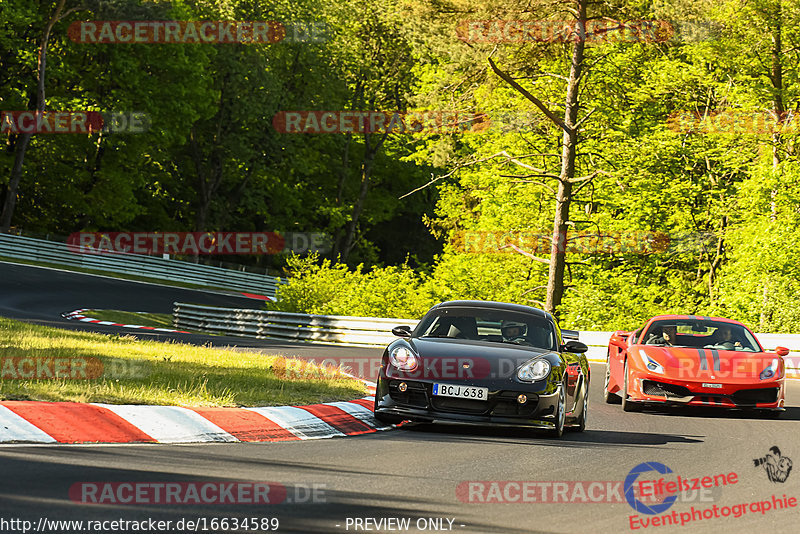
416;307;557;351
641;319;761;352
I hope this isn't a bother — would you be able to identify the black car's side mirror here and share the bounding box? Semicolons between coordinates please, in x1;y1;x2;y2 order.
392;325;413;338
562;340;588;353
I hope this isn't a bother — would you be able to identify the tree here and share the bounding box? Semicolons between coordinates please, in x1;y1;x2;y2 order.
1;0;85;232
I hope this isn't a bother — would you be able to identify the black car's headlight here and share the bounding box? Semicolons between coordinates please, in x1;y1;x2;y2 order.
389;346;419;372
517;358;551;382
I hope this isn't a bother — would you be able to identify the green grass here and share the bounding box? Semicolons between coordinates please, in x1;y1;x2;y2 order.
82;309;174;329
0;317;366;407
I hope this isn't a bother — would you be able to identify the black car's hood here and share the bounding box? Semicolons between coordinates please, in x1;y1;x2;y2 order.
409;337;553;359
385;337;560;383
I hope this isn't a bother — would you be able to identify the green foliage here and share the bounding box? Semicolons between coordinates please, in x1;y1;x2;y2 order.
4;0;800;332
271;254;435;318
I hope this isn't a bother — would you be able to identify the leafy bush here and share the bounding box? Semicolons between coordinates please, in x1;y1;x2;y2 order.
270;254;435;319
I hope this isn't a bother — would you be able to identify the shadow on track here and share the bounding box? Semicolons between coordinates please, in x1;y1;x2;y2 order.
395;423;704;448
633;405;800;421
0;449;536;534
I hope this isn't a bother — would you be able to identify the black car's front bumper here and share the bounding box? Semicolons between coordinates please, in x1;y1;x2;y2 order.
373;378;563;429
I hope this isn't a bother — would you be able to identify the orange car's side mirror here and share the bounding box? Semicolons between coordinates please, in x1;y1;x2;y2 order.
775;346;790;357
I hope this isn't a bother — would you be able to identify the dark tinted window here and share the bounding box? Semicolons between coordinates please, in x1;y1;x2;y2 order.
415;307;556;350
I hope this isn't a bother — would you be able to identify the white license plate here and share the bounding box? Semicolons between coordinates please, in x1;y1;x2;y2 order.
702;383;722;388
432;383;488;400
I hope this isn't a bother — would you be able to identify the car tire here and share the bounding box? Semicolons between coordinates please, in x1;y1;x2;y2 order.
604;353;622;404
621;359;642;412
548;384;566;438
570;383;588;432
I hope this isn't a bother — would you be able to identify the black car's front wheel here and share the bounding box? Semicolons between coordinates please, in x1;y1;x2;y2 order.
566;377;589;433
548;385;566;438
574;386;588;432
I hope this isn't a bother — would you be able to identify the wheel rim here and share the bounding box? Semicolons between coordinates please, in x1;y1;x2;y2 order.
623;361;629;399
604;362;611;393
582;389;588;425
557;387;566;432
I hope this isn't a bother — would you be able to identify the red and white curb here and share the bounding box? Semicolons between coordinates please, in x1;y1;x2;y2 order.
62;309;190;334
343;372;377;395
0;396;388;444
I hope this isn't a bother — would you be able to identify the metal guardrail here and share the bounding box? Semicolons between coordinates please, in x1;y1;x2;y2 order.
0;233;282;297
173;303;800;369
173;303;417;346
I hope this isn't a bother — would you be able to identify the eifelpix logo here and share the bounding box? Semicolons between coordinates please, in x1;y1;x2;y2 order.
754;446;793;483
625;462;737;517
625;462;678;515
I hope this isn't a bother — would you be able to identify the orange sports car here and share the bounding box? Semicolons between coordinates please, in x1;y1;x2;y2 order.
604;315;788;416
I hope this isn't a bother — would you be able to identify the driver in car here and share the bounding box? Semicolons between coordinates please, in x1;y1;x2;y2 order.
501;320;528;344
713;324;742;350
646;324;677;346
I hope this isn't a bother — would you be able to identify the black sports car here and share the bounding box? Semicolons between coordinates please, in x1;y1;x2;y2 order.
373;300;590;437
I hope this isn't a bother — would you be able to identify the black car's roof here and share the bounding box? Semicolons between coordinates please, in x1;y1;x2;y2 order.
433;300;554;322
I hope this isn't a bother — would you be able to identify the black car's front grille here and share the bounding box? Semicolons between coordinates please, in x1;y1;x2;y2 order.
388;380;428;408
490;391;540;416
642;380;692;399
732;388;779;405
431;397;488;414
490;400;538;416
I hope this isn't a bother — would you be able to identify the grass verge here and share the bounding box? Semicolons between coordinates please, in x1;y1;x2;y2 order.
0;317;366;407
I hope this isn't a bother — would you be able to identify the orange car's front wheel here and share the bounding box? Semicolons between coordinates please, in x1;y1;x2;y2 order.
603;351;621;404
622;359;642;412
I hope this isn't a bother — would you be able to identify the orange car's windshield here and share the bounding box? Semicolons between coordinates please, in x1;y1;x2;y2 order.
640;319;760;351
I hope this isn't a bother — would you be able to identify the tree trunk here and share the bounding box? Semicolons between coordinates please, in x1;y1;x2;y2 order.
0;0;68;232
770;2;783;221
762;0;784;327
545;2;587;316
341;135;377;261
331;134;353;259
1;133;34;231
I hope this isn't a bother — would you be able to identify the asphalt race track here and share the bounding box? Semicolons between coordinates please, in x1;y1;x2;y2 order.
1;374;798;533
1;261;799;533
